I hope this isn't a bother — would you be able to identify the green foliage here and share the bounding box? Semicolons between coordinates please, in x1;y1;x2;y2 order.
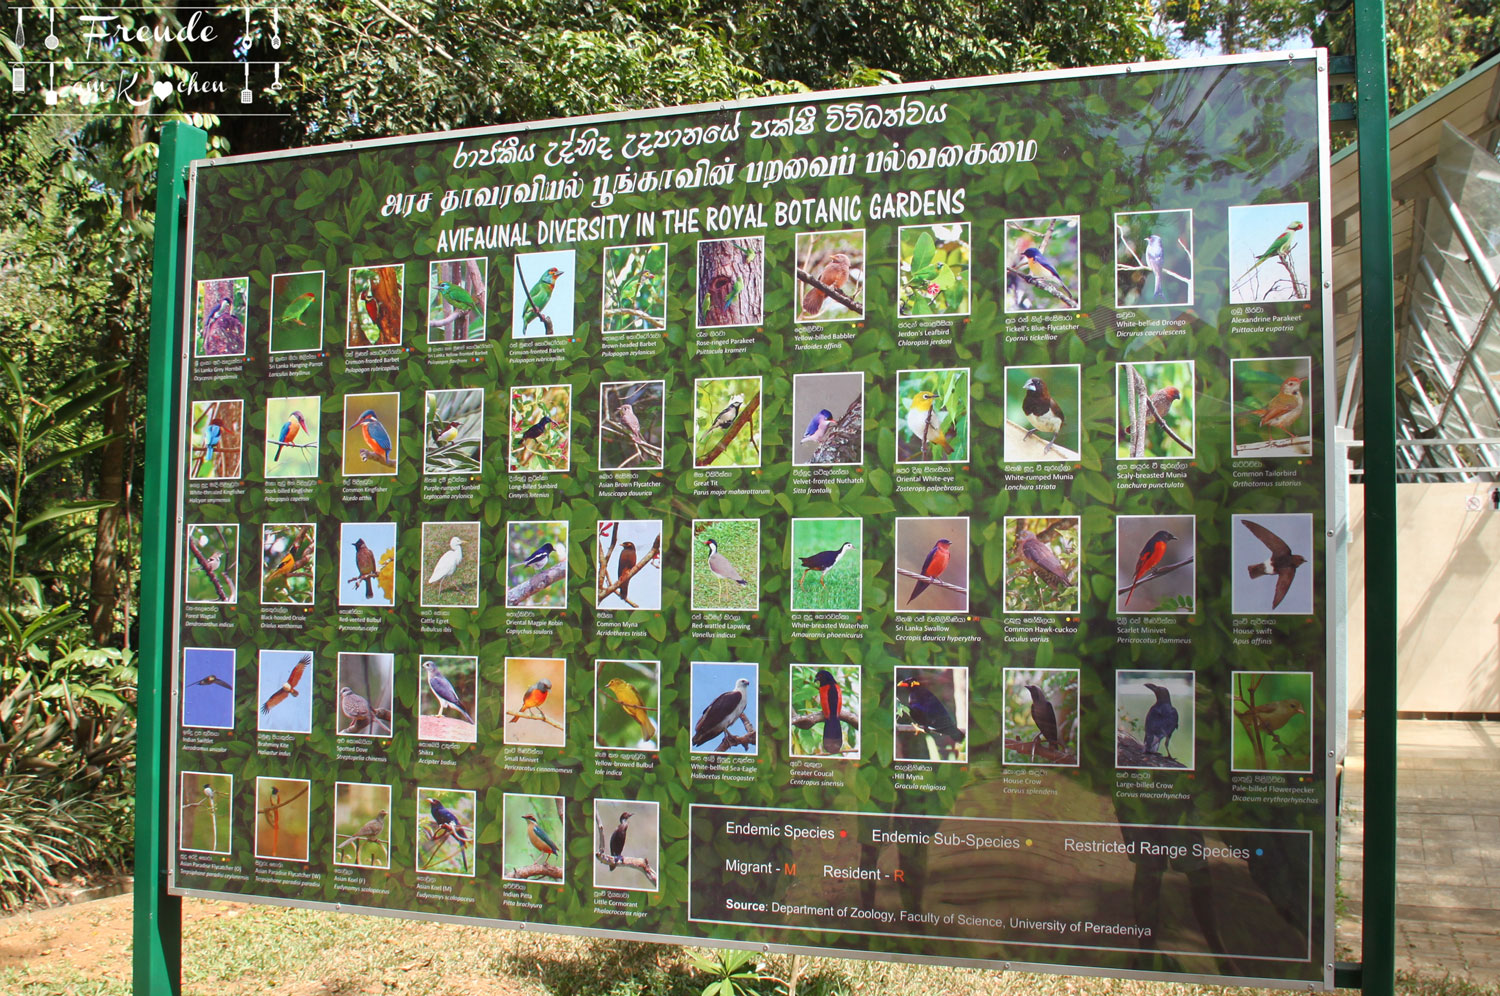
690;947;764;996
604;244;669;332
898;225;970;317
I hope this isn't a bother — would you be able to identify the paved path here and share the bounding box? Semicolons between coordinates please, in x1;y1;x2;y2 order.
1339;718;1500;981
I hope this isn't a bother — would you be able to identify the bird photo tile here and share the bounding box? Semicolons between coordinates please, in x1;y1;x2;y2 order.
1003;667;1080;767
1229;202;1311;304
336;652;394;739
592;797;659;893
346;263;405;348
1115;670;1194;770
512;249;575;339
693;375;762;469
1231;671;1313;774
427;256;488;342
596;659;661;752
333;781;392;869
1115;209;1193;308
1003;215;1081;313
601;242;667;334
423;387;484;475
897;222;970;317
597;519;663;612
1231;513;1314;616
504;520;567;610
1116;360;1195;461
187;399;243;481
598;379;665;471
254;776;311;863
690;518;759;612
894;516;969;615
339;522;396;608
418;655;478;744
259;523;315;606
696;236;765;328
256;650;313;734
417;787;477;878
1003;516;1080;615
896;368;970;464
181;646;236;731
420;521;481;609
194;276;248;357
791;371;863;467
1231;356;1313;458
1116;515;1195;615
789;517;862;614
509;383;571;473
184;523;238;605
504;656;566;748
268;269;325;354
341;392;400;477
690;661;758;755
178;771;233;855
789;663;860;760
263;396;321;480
1003;364;1080;463
502;793;565;886
794;228;865;324
894;666;968;764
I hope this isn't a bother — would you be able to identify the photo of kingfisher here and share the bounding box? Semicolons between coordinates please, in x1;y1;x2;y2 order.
790;664;860;759
264;397;319;479
895;667;967;762
342;393;399;476
1003;216;1080;312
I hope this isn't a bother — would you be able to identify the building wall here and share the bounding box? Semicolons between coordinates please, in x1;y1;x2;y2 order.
1347;482;1500;713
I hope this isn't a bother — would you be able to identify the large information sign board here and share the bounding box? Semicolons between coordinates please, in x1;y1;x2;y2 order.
169;52;1336;988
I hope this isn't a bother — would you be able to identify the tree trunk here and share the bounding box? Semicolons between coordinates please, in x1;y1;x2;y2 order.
698;238;763;327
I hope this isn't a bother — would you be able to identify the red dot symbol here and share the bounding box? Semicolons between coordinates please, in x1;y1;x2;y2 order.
839;830;847;838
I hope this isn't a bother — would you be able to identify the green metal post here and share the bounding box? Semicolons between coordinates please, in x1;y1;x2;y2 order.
1353;0;1397;994
133;120;207;996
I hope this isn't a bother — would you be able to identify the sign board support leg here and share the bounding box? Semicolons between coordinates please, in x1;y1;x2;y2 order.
1354;0;1398;992
133;120;207;996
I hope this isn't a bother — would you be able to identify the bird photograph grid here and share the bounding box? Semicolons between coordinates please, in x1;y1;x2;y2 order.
795;228;865;324
897;222;970;317
598;379;665;471
789;517;862;614
259;523;314;605
1115;209;1193;307
596;519;663;612
194;276;248;357
262;395;320;479
601;242;667;334
418;655;478;744
417;788;477;878
504;656;566;748
505;520;567;609
595;659;660;751
334;782;391;869
180;647;235;730
693;375;762;469
895;666;967;763
420;521;481;608
188;398;243;480
1003;364;1079;462
1003;215;1081;313
790;664;860;760
512;249;575;338
1115;670;1194;770
254;776;311;863
896;367;970;463
690;518;759;612
346;263;405;348
423;387;484;475
508;383;571;473
1116;514;1196;614
268;269;325;354
184;523;238;605
502;793;565;885
1003;516;1080;615
1231;671;1314;774
1231;355;1313;458
591;798;659;893
426;256;488;342
791;370;864;467
341;391;399;476
339;521;396;607
1115;360;1195;460
178;771;233;855
1003;668;1080;767
336;652;394;739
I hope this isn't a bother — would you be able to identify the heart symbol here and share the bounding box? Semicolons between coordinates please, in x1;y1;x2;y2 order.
153;79;173;99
